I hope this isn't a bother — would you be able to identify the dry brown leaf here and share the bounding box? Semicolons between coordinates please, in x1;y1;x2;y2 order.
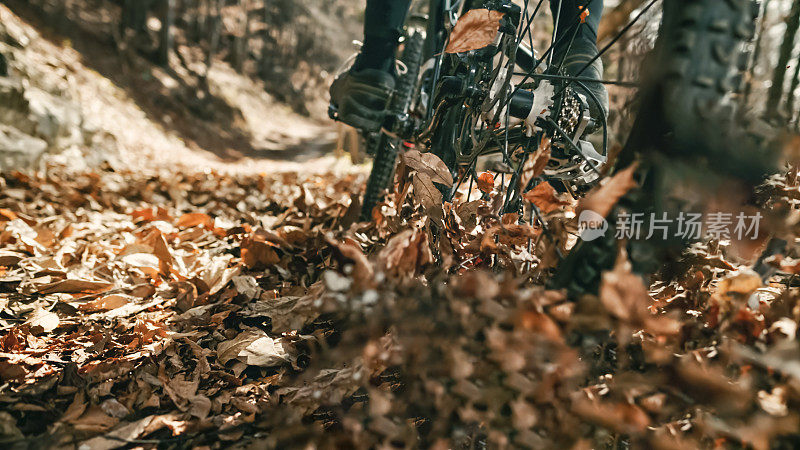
0;250;24;266
78;294;131;312
0;208;18;221
518;137;551;192
456;200;481;229
600;252;680;338
445;9;505;54
578;163;638;218
481;223;539;250
572;398;650;436
36;279;114;295
60;391;87;423
25;307;59;334
217;331;288;367
332;239;374;291
78;415;157;450
176;212;214;228
518;311;563;342
69;405;120;433
130;207;172;223
412;171;444;219
241;231;281;268
403;150;454;186
715;270;762;300
523;181;572;214
779;256;800;274
379;228;434;279
476;172;495;193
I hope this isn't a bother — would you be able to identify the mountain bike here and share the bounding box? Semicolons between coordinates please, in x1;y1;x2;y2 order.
331;0;775;292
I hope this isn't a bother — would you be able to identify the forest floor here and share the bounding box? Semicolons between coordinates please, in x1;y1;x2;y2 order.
2;139;800;449
3;3;800;450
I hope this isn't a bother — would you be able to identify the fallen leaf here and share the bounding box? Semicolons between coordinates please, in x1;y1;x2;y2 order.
518;137;551;193
78;294;131;312
477;172;495;193
36;279;114;295
78;415;156;450
25;307;59;334
69;405;119;433
523;181;572;213
176;212;214;228
0;250;25;266
578;163;638;218
217;331;288;367
403;150;454;186
379;228;434;279
412;172;444;219
445;9;505;54
715;270;762;300
241;231;280;268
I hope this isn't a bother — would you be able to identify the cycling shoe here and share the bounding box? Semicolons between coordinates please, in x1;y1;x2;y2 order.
329;68;395;132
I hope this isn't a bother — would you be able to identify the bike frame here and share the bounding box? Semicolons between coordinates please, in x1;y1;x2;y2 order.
420;0;536;124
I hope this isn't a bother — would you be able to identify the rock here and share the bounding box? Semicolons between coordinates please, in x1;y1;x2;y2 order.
0;5;118;171
25;87;84;146
0;8;33;48
0;77;85;162
0;77;26;112
0;124;47;171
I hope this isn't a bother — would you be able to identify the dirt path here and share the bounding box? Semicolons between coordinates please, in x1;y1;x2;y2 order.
0;3;358;177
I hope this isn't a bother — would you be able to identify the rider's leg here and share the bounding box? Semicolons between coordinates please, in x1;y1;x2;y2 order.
355;0;414;73
550;0;609;121
551;0;603;44
329;0;412;132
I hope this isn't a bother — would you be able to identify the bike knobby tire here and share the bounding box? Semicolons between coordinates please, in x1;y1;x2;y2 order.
551;0;769;297
361;31;425;221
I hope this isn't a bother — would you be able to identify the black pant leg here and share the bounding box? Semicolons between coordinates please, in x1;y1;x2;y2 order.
356;0;413;71
549;0;603;41
364;0;413;40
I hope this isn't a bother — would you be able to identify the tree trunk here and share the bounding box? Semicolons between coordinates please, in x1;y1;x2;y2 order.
202;0;223;90
766;0;800;119
743;0;771;108
788;57;800;126
158;0;175;66
120;0;148;37
233;0;251;72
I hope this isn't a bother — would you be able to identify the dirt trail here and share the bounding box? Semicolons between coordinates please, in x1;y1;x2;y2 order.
0;3;358;177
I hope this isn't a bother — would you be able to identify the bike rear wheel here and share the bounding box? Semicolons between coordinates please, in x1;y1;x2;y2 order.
404;0;774;293
551;0;772;296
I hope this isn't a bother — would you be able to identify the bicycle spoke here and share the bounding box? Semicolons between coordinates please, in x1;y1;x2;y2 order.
438;0;649;237
517;0;547;52
466;171;474;202
514;73;639;87
498;90;512;212
554;0;661;97
548;0;564;66
516;0;530;43
510;0;601;99
551;14;581;75
451;157;478;200
501;134;536;214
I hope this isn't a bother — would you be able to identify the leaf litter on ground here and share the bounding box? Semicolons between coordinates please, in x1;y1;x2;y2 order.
0;157;799;449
